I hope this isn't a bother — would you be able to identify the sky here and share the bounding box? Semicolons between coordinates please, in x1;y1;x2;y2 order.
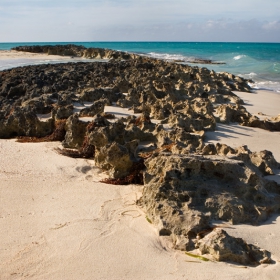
0;0;280;42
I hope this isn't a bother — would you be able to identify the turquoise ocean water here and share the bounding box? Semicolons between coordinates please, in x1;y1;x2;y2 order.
0;42;279;92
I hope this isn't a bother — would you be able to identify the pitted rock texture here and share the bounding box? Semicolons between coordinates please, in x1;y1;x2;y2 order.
0;106;54;138
0;52;258;163
137;153;280;263
215;104;280;130
0;51;269;140
196;228;271;265
202;143;280;175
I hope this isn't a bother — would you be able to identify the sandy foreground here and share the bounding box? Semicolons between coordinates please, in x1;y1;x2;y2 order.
0;66;280;280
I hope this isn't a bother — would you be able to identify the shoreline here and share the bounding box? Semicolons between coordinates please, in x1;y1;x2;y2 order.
1;48;280;279
1;48;279;94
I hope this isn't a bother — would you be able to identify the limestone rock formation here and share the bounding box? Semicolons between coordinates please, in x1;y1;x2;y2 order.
215;104;280;131
95;142;133;178
138;153;280;261
0;106;54;138
1;45;280;264
0;49;264;141
63;114;88;148
203;143;279;175
196;228;271;265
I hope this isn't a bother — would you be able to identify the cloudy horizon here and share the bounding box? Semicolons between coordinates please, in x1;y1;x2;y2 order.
0;0;279;42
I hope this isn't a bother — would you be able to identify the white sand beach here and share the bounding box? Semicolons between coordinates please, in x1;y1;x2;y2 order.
0;50;73;60
0;50;98;71
0;86;280;279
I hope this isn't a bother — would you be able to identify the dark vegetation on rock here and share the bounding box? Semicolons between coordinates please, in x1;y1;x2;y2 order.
1;45;280;265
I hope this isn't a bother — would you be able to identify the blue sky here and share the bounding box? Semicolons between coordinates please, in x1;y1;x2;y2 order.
0;0;279;42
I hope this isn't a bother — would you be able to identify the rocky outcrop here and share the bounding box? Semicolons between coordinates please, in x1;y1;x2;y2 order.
137;153;279;263
0;52;277;172
12;44;85;57
196;228;271;264
0;106;54;138
1;45;280;265
0;54;258;143
12;44;138;60
12;45;227;65
202;143;279;175
215;104;280;131
63;114;88;148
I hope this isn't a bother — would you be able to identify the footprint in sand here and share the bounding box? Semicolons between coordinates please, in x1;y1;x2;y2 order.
75;165;92;174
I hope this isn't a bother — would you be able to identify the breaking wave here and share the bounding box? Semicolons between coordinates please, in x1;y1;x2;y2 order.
233;55;247;60
250;80;280;93
147;52;194;62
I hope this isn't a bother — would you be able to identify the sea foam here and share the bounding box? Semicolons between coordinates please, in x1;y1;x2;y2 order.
233;55;247;60
147;52;192;62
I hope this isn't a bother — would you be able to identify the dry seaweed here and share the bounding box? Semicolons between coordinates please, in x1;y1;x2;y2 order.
55;136;95;159
17;119;66;143
101;112;115;119
133;114;152;127
86;121;96;133
47;119;67;141
138;143;175;159
78;135;95;158
54;147;82;158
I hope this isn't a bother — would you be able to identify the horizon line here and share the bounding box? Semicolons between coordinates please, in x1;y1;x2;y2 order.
1;41;280;44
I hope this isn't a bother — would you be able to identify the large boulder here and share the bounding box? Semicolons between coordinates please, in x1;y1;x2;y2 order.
62;114;88;148
0;107;53;138
95;142;133;178
138;153;280;252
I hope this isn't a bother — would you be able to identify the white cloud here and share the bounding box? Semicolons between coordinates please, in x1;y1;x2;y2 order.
262;21;280;30
0;0;279;42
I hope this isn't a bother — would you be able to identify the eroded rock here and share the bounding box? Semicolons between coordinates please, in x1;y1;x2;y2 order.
138;153;280;257
215;104;280;131
196;228;271;265
63;114;88;148
0;106;54;138
95;142;133;178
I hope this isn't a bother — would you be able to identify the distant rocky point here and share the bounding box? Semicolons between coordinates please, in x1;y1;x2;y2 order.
12;44;225;65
